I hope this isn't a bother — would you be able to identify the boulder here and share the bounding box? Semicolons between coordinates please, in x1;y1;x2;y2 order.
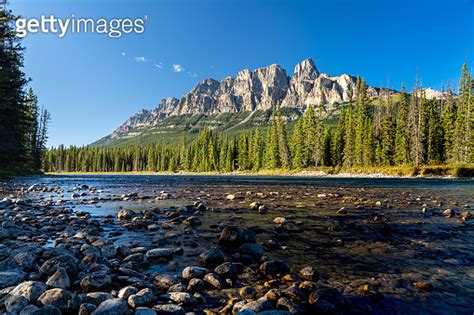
203;273;225;289
80;273;112;292
181;266;209;280
240;243;265;259
46;267;71;289
214;262;244;279
153;274;181;290
259;261;290;278
38;288;80;313
127;288;155;308
218;226;256;247
152;304;185;315
117;209;137;220
168;292;196;306
39;255;79;276
7;281;47;303
118;286;138;300
145;248;175;260
0;270;27;289
299;266;320;281
198;247;224;268
91;298;128;315
183;216;202;227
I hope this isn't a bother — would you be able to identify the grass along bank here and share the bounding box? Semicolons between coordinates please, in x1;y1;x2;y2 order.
46;164;474;178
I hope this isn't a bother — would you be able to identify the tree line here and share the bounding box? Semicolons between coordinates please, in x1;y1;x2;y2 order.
0;9;50;175
44;64;472;173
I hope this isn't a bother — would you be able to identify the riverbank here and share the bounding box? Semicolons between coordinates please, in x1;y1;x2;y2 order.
46;164;474;178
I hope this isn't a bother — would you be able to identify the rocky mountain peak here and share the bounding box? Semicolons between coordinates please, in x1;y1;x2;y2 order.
109;59;392;139
292;58;319;81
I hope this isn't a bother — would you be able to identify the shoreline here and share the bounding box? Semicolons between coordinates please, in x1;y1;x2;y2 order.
44;165;474;179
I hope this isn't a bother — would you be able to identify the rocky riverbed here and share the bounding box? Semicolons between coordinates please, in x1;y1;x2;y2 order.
0;175;472;315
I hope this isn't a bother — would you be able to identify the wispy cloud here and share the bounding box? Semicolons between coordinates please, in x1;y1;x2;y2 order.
134;56;147;63
188;72;197;78
173;64;185;73
154;63;163;69
121;52;126;56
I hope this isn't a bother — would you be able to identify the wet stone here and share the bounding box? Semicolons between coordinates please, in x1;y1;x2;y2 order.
91;298;128;315
134;307;156;315
146;248;175;260
240;299;274;312
203;273;225;289
38;288;80;313
218;226;256;247
128;288;155;308
183;216;202;227
118;286;138;300
198;247;225;268
5;294;28;313
283;284;307;302
181;266;209;280
442;209;455;218
0;270;27;289
7;281;47;303
80;273;112;292
83;292;114;306
214;262;244;279
259;260;290;278
46;267;71;289
154;274;181;290
168;292;197;306
153;304;185;315
240;243;265;259
78;303;97;315
39;255;79;276
299;266;320;281
187;278;205;292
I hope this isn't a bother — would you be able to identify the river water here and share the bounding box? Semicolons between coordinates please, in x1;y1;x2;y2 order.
7;175;474;314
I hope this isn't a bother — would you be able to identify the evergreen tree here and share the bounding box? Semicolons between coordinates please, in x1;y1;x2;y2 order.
0;9;30;174
354;77;370;166
425;99;444;164
379;113;396;165
332;108;346;166
321;127;333;166
237;131;249;170
302;105;318;166
343;91;356;167
290;119;305;168
394;85;411;165
277;112;290;169
265;112;280;168
452;63;473;163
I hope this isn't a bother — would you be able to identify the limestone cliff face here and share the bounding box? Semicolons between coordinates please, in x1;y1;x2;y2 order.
111;59;398;138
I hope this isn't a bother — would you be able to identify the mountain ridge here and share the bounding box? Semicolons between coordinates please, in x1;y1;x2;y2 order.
105;59;448;142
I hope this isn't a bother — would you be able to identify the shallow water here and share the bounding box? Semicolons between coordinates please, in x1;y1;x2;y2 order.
8;174;474;314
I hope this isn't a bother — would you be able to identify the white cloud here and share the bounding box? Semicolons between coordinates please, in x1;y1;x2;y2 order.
155;63;163;69
188;72;197;77
121;52;126;56
134;56;147;63
173;64;185;72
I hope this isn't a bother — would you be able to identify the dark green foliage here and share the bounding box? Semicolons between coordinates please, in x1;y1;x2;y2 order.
0;10;49;175
394;86;411;165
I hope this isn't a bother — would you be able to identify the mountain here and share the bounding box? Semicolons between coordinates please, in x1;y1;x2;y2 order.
106;59;385;141
99;59;448;146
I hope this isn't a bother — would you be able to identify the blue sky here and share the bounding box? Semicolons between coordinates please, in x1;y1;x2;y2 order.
9;0;473;147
